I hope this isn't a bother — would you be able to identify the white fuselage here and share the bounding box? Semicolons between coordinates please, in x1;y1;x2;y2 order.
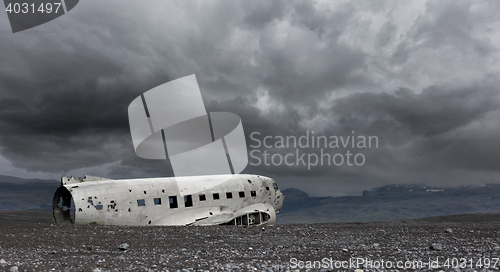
53;174;284;226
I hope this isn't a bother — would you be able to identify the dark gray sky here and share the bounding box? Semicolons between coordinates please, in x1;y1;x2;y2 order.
0;0;499;196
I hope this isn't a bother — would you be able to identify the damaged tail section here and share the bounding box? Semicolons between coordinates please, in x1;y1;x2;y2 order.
61;175;113;185
52;185;74;224
53;175;111;224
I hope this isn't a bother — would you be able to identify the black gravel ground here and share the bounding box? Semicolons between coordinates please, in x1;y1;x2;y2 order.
0;213;499;271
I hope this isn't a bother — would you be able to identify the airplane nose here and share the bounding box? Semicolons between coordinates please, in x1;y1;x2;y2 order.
276;191;284;212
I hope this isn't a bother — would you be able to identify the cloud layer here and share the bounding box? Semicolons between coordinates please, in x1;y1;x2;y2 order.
0;0;499;195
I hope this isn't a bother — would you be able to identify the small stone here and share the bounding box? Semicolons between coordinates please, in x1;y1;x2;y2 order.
430;243;443;251
87;245;94;251
445;228;453;233
118;243;129;251
0;259;6;264
342;248;348;252
92;269;101;272
9;267;18;272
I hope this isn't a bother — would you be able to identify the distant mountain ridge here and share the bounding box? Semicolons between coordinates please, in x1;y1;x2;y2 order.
0;175;57;184
0;176;59;211
279;183;500;223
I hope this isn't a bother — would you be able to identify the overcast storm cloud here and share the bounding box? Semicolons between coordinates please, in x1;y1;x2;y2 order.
0;0;499;196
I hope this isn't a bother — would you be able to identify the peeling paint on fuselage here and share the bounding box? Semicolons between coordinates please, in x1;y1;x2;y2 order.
53;174;284;226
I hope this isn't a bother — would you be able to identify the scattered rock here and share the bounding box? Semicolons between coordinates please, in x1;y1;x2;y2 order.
445;228;453;233
118;243;129;251
0;259;6;264
9;266;18;272
430;243;443;251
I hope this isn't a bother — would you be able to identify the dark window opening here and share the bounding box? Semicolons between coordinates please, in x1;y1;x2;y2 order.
220;212;271;226
184;195;193;207
213;193;220;200
169;196;178;209
162;189;165;193
266;186;270;191
273;183;279;192
226;192;233;199
251;190;257;197
239;191;245;198
137;199;145;206
247;179;252;184
144;191;147;194
199;194;206;201
154;198;162;205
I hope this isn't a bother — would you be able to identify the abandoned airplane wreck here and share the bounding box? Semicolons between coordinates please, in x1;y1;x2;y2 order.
53;174;284;226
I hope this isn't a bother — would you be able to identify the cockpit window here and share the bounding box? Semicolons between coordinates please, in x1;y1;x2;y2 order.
273;183;278;192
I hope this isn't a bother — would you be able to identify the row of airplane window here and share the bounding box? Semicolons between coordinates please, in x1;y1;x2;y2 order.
136;190;258;209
